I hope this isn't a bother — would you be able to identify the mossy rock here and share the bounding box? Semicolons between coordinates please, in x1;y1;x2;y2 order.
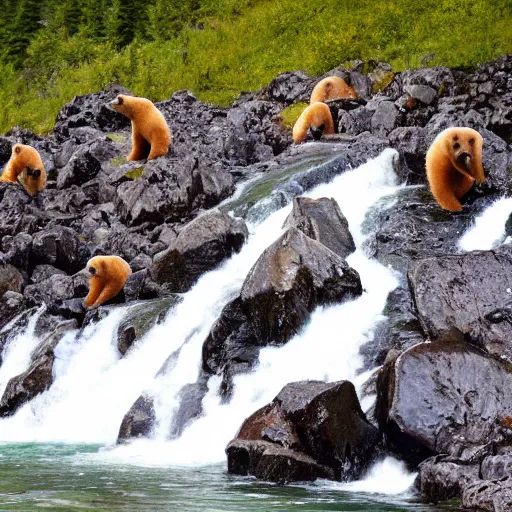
117;295;182;355
109;155;127;167
124;167;144;179
107;133;128;143
279;102;309;129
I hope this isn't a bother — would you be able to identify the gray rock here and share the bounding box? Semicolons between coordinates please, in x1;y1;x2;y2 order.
371;101;399;138
403;84;437;105
283;196;355;259
150;210;248;292
415;456;480;502
227;380;377;482
117;395;156;443
376;340;512;467
409;251;512;361
240;228;361;344
462;477;512;512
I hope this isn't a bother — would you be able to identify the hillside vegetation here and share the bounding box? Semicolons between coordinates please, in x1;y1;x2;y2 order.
0;0;510;134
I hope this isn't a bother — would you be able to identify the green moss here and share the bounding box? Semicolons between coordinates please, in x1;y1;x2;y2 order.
372;71;395;94
0;0;510;134
279;102;309;129
109;156;127;167
107;133;128;143
125;167;144;179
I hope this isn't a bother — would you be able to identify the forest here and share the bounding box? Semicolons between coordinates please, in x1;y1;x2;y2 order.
0;0;510;133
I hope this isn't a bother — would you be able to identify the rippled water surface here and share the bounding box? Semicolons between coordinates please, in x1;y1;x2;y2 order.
0;444;461;512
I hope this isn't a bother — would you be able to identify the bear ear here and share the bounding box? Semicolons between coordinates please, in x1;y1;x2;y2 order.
14;145;21;154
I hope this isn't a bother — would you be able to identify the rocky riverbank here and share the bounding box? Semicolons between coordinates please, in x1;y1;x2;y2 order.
1;55;512;510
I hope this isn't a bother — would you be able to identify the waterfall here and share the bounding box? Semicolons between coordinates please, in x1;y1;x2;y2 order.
0;149;403;468
458;196;512;251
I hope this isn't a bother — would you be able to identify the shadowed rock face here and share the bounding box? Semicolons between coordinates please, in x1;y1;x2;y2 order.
376;340;512;468
117;395;156;443
226;380;378;483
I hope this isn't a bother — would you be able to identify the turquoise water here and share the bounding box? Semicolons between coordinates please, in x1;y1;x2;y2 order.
0;444;459;512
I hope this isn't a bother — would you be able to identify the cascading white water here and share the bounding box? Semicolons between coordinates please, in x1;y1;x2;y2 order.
0;306;45;399
67;147;403;467
458;196;512;251
0;148;414;493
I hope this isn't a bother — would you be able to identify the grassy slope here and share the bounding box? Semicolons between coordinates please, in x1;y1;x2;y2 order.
0;0;511;134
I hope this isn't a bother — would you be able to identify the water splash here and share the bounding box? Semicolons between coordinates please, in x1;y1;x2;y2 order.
458;197;512;251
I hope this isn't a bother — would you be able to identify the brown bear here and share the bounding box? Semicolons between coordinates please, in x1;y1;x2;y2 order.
292;102;335;144
0;143;46;196
310;76;357;104
83;255;132;309
426;127;485;211
111;95;172;161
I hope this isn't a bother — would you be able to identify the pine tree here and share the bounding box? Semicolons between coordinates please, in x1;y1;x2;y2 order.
6;0;45;67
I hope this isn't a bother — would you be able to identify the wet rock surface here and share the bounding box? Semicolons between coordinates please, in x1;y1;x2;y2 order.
283;196;355;259
226;380;377;483
376;340;512;468
117;394;156;443
150;210;248;292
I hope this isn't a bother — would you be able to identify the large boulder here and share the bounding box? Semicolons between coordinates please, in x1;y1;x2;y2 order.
150;211;248;292
202;228;362;394
227;440;335;483
415;456;480;503
226;380;378;482
239;227;361;345
462;477;512;512
115;157;234;226
283;196;355;259
409;250;512;361
376;340;512;468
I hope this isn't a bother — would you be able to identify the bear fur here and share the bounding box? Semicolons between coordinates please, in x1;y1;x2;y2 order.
83;255;132;309
425;127;485;211
0;143;46;196
111;95;172;161
310;76;357;104
292;102;335;144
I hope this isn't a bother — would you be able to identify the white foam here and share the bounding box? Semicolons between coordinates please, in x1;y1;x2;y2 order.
0;306;44;399
458;197;512;251
337;457;417;495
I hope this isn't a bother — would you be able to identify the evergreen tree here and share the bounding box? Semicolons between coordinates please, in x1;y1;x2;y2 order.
6;0;45;67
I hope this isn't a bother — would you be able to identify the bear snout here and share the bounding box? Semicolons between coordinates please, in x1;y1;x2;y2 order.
456;152;472;171
309;124;325;141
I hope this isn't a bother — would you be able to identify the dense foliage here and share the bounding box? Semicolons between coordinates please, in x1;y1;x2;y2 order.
0;0;510;133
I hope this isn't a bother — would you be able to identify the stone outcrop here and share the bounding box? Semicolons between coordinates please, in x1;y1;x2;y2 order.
226;380;378;483
150;210;248;292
